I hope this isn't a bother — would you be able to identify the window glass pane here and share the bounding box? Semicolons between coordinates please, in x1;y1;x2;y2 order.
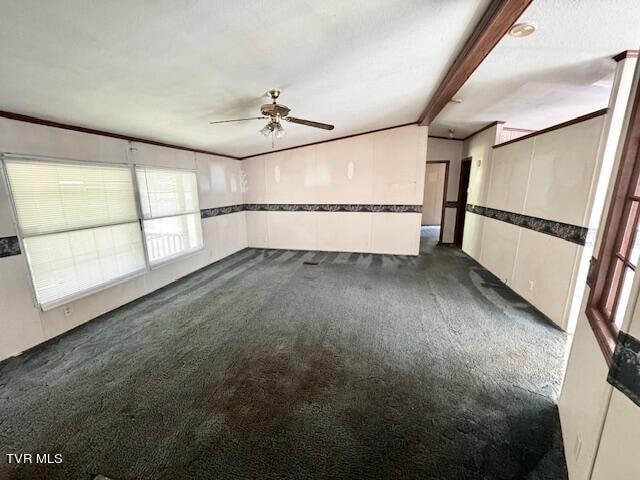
5;160;137;236
614;267;636;327
617;201;639;258
23;223;146;310
136;168;199;219
143;213;203;265
634;175;640;197
629;223;640;267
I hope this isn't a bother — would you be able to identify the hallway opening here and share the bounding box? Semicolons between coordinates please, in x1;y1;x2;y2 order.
422;160;449;244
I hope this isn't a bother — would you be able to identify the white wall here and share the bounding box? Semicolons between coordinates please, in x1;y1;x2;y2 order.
460;125;501;259
591;389;640;480
498;127;535;143
460;61;640;478
0;122;427;359
560;306;614;480
559;55;639;480
460;115;607;331
589;297;640;480
565;261;640;480
0;118;247;360
426;137;463;242
242;125;427;255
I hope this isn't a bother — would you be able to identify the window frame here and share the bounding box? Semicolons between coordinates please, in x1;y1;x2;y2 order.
1;154;148;310
134;164;204;269
1;155;204;310
587;78;640;362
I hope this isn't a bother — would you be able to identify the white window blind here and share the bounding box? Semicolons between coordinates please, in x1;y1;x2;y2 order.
136;167;203;265
4;159;146;309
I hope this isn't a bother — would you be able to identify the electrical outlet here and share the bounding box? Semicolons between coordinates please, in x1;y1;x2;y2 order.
529;280;535;292
63;305;73;317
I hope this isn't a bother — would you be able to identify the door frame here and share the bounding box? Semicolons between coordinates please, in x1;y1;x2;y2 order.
454;157;472;247
424;160;449;244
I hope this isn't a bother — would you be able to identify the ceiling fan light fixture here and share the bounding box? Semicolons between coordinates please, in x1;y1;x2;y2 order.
260;123;273;137
210;89;334;142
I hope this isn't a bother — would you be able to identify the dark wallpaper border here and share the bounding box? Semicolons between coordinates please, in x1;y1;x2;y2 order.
466;204;588;246
608;331;640;408
0;236;20;258
200;203;423;218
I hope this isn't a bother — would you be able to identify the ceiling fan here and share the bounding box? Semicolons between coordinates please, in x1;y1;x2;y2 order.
209;89;334;145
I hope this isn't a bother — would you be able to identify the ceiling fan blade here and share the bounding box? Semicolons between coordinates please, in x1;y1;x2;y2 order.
209;116;267;125
285;116;334;130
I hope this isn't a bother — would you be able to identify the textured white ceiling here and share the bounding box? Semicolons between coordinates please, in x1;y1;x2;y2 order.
430;0;640;139
0;0;489;157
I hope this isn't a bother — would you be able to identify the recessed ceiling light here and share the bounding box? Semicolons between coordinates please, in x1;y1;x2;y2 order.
509;21;537;37
450;97;463;104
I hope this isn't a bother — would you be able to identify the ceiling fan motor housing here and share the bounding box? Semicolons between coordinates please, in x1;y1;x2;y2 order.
260;103;290;118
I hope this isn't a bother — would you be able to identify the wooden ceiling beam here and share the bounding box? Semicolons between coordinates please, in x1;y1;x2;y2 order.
418;0;533;126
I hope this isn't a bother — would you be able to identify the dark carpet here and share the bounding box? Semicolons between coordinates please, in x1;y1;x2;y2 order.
0;227;569;479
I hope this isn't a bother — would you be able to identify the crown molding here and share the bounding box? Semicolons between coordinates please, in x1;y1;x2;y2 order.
0;110;241;160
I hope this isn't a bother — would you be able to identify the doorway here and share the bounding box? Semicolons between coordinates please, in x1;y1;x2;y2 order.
454;157;472;247
422;160;449;245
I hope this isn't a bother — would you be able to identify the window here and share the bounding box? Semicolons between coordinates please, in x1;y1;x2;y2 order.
601;187;640;327
4;159;146;310
587;79;640;360
136;167;203;265
3;158;204;310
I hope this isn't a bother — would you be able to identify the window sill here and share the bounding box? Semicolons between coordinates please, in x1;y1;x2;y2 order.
39;267;148;312
148;246;205;271
585;306;617;366
38;246;206;311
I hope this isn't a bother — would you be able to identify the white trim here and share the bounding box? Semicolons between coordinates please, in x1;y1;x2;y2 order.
141;210;201;222
2;156;139;239
134;165;201;220
39;267;148;312
149;245;205;270
0;160;40;308
144;211;205;268
135;167;204;268
2;155;149;310
19;218;141;238
1;152;130;167
134;163;197;173
2;153;206;311
129;149;153;273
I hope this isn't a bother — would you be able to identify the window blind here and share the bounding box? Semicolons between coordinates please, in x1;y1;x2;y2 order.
4;159;146;309
136;167;203;265
7;161;138;235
